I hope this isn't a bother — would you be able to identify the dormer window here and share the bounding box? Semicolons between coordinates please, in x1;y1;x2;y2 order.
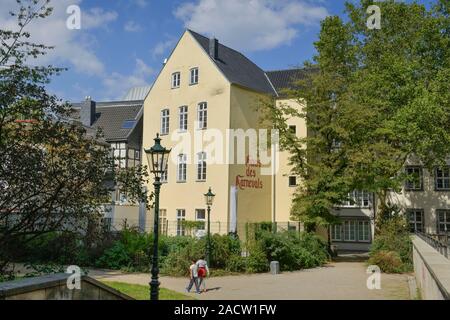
190;67;199;85
172;72;180;88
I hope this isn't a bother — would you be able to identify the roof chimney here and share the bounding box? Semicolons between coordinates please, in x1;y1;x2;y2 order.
209;37;219;60
80;96;96;127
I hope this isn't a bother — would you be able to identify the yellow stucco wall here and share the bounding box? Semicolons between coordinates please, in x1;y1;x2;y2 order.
142;31;232;231
273;98;306;222
229;85;272;227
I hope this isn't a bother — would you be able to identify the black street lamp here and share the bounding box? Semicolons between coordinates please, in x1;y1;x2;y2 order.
204;187;215;267
144;133;171;301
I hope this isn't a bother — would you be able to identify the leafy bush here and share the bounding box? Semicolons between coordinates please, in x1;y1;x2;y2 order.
225;255;246;273
368;250;403;273
245;242;269;273
257;231;329;271
369;217;413;273
96;227;152;271
95;242;133;270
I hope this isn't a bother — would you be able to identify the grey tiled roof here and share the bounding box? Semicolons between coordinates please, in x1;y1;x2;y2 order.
266;68;317;94
188;30;276;95
70;100;143;141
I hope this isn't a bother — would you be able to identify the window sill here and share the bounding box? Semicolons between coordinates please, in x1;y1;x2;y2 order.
189;82;198;86
160;133;169;136
196;179;206;183
171;86;180;90
177;180;187;183
435;188;450;192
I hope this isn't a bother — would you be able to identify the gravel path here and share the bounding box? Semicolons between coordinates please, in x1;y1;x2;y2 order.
89;262;411;300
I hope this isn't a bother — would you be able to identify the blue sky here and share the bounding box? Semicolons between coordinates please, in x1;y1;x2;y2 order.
1;0;428;102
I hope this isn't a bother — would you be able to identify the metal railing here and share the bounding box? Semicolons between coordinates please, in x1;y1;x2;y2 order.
416;231;449;259
103;217;304;239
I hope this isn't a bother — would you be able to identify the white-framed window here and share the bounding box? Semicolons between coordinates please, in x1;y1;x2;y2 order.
190;67;199;85
197;102;207;129
177;154;187;182
160;162;168;183
171;72;180;88
341;190;371;208
331;224;342;241
332;220;371;243
159;209;168;235
435;167;450;191
176;209;186;236
405;166;423;190
437;210;450;234
179;106;188;132
343;220;357;241
112;142;127;169
407;209;424;233
195;209;206;231
288;176;297;187
358;220;370;242
161;109;170;135
197;152;207;181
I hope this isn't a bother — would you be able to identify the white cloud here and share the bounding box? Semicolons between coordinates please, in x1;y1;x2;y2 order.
82;7;118;29
134;0;149;8
174;0;329;52
0;0;118;75
124;20;143;32
151;38;177;59
102;58;155;100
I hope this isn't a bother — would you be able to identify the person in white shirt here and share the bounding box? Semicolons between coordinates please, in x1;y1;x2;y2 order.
186;259;200;293
196;257;210;293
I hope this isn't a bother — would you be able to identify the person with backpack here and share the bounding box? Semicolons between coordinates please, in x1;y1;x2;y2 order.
196;257;209;293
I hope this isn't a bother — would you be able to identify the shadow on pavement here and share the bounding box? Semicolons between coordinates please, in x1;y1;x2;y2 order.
332;251;369;263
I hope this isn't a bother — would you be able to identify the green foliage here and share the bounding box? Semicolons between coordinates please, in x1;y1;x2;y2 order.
96;242;133;270
245;241;269;273
0;0;151;276
369;217;413;273
368;251;403;274
96;227;152;271
257;231;329;271
225;255;247;273
258;0;450;227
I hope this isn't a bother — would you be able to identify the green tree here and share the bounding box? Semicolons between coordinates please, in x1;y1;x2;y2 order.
259;0;450;232
0;0;151;275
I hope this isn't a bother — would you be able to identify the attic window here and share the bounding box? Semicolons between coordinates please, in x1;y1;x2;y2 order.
122;120;136;129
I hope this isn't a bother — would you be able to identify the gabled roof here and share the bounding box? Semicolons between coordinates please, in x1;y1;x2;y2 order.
188;30;276;95
266;68;317;94
70;100;143;141
123;86;152;101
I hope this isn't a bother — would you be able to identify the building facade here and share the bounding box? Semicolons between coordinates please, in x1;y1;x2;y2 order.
71;91;151;231
66;29;447;251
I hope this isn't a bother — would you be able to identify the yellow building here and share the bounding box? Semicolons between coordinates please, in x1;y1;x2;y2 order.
142;30;306;237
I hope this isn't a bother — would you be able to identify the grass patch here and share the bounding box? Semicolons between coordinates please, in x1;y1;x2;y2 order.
102;281;194;300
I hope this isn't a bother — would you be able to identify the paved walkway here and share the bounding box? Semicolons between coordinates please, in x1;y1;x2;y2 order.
90;261;411;300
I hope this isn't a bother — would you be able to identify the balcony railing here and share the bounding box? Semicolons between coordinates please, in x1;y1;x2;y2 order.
415;231;449;259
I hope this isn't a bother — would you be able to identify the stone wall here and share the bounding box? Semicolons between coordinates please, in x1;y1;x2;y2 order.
0;273;133;300
412;236;450;300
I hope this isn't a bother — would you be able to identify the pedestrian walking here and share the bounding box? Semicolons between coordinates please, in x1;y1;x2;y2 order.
196;256;210;293
186;259;200;294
